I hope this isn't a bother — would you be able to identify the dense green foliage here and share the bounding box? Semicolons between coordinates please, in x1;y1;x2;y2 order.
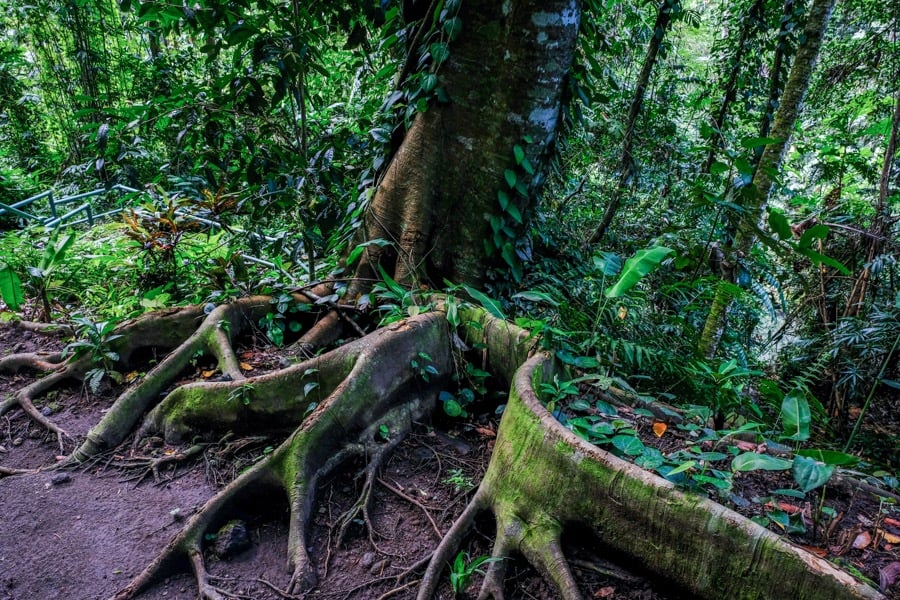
1;0;897;471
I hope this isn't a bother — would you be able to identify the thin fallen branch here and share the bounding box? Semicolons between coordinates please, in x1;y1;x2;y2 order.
377;476;442;539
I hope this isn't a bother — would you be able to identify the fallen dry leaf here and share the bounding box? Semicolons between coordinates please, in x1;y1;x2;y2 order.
124;371;140;383
734;440;759;452
851;531;871;550
780;502;802;514
240;362;253;371
884;517;900;528
878;529;900;545
201;370;216;378
652;421;667;437
594;586;616;598
800;545;828;558
240;351;254;359
474;426;496;438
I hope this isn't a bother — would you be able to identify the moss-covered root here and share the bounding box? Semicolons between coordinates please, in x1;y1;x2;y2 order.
419;354;884;600
111;312;451;600
72;297;278;461
0;304;208;456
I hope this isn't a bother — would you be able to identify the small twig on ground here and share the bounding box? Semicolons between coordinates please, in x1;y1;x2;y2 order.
374;578;420;600
255;577;302;599
377;476;442;539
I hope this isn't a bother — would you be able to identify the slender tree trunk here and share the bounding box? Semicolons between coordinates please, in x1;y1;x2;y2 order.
589;0;677;244
753;0;796;171
698;0;837;358
843;88;900;317
701;0;765;175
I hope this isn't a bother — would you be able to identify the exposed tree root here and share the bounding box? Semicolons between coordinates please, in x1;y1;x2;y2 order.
111;311;452;599
0;304;207;455
3;298;886;600
418;353;884;600
116;443;206;485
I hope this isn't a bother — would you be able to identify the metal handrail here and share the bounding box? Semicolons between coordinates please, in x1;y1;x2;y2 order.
1;185;141;228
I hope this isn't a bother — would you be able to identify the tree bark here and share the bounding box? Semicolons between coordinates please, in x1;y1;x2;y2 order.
352;0;581;289
754;0;796;168
698;0;837;358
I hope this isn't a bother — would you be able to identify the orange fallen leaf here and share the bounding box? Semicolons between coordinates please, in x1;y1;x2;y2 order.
475;426;496;438
800;545;828;558
124;371;140;383
240;352;254;359
778;502;801;515
884;517;900;528
852;531;871;550
879;529;900;545
617;306;628;320
201;370;216;378
652;421;667;437
240;362;253;371
594;586;615;598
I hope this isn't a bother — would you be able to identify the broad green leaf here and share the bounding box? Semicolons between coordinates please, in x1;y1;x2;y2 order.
0;263;24;311
767;209;792;240
376;264;406;298
731;452;792;472
795;449;858;466
792;455;835;492
771;488;806;499
442;17;462;40
346;238;390;266
513;145;525;165
740;136;782;149
429;42;449;65
443;397;464;417
504;169;517;189
667;460;695;476
512;290;558;306
571;356;598;369
568;398;591;411
798;224;830;249
796;247;850;275
780;389;810;441
693;474;732;490
497;190;509;210
709;161;729;175
506;203;523;224
593;252;622;276
605;246;673;298
463;285;505;319
612;434;645;456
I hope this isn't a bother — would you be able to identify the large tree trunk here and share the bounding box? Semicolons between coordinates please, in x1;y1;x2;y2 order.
353;0;581;289
698;0;837;358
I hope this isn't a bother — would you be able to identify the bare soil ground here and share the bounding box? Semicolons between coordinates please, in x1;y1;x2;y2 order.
0;325;685;600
